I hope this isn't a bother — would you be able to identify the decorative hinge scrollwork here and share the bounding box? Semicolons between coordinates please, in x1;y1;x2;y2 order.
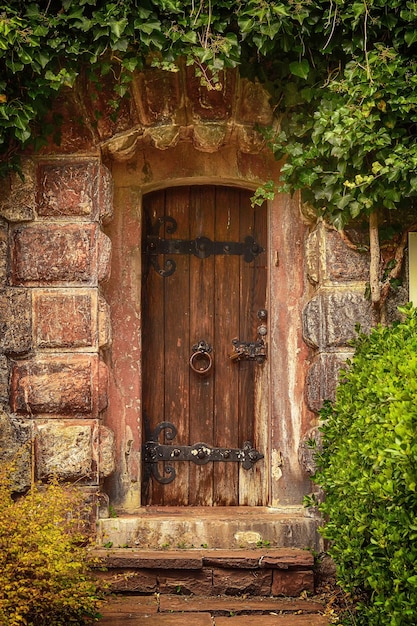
144;421;264;485
145;215;264;277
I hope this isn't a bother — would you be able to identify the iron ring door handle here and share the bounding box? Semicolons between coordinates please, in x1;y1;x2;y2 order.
189;340;213;375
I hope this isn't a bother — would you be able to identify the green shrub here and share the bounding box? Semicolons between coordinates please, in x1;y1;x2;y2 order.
0;462;102;625
311;304;417;626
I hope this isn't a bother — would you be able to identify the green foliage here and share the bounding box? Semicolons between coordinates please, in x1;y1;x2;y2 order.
311;303;417;625
0;0;416;227
0;463;102;625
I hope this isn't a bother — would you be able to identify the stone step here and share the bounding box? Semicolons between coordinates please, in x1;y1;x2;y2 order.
97;506;322;551
96;594;329;625
91;548;316;597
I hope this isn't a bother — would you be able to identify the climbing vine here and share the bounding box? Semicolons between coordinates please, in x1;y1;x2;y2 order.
1;1;417;320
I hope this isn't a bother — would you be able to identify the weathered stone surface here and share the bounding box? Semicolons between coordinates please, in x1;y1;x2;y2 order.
0;219;8;288
193;123;227;152
35;419;98;481
237;79;274;126
11;224;99;285
212;568;272;596
0;159;36;222
305;352;350;413
324;228;369;282
302;290;372;349
260;549;314;570
187;68;236;121
158;569;213;595
306;223;370;285
98;296;112;348
0;355;10;403
97;230;112;283
132;70;182;127
305;227;320;286
98;164;114;224
298;427;322;477
271;570;315;596
148;126;181;150
99;425;116;478
37;161;100;218
159;595;325;614
10;355;107;416
0;408;32;491
33;290;95;349
94;569;158;593
0;288;32;354
96;549;203;569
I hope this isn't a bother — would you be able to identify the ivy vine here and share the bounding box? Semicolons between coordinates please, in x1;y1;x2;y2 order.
1;0;417;321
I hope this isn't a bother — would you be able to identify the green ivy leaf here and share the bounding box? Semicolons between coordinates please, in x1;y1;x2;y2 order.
289;59;310;79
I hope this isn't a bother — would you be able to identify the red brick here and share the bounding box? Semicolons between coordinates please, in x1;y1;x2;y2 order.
212;567;271;596
11;223;110;285
10;355;108;416
34;290;95;349
271;570;315;596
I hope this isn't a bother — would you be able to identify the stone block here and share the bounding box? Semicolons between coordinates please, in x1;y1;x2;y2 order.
0;159;36;222
271;570;315;596
237;78;273;125
212;567;272;596
0;408;32;492
34;418;98;482
11;223;110;286
37;161;99;218
95;569;158;593
0;288;32;354
37;161;113;224
305;352;350;413
305;227;320;286
97;230;112;283
0;219;8;287
99;425;116;478
132;70;181;127
10;355;108;416
33;289;96;349
158;569;213;595
98;164;114;224
324;228;369;282
0;355;10;403
98;296;111;348
187;67;236;121
302;290;372;349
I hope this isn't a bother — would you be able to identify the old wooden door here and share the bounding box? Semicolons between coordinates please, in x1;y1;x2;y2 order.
142;186;268;506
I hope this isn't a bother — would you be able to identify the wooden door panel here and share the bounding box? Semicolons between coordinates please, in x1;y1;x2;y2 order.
142;186;267;506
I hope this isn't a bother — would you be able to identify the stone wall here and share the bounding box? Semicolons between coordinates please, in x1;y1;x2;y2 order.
0;157;115;505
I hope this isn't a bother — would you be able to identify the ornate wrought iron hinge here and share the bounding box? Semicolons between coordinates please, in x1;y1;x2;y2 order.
144;421;264;484
145;216;264;277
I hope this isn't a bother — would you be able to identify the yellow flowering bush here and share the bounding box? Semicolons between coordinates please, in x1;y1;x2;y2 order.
0;462;102;625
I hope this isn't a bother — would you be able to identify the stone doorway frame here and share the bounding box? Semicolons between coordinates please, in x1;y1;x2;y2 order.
0;68;382;530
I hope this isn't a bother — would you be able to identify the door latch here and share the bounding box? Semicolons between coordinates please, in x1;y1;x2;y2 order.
230;309;267;363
